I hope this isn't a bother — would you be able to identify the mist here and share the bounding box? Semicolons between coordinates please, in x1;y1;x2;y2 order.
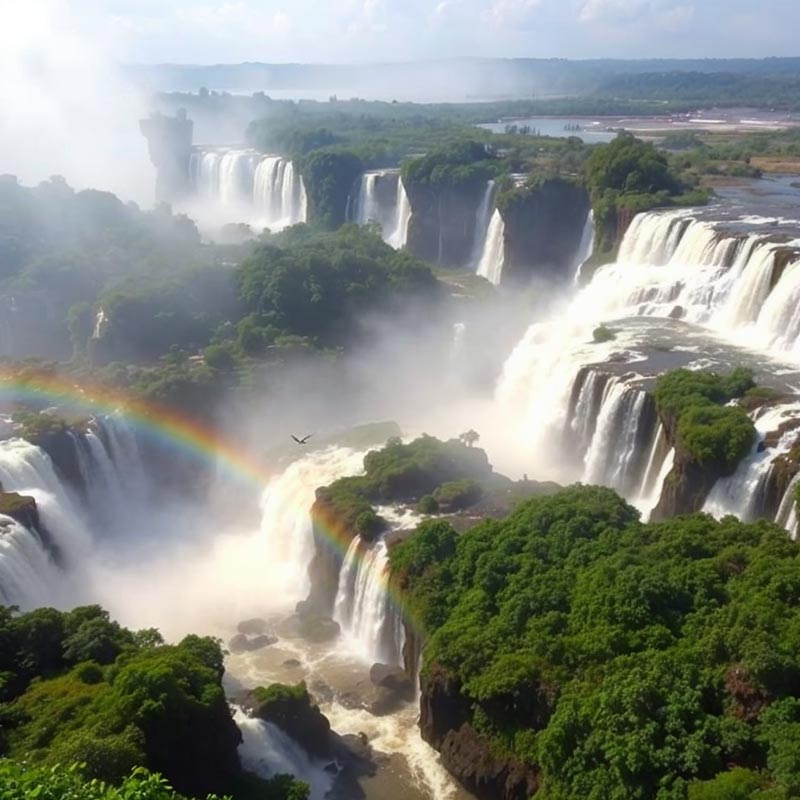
0;1;153;204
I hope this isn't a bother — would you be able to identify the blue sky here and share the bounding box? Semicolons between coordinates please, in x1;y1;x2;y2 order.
47;0;800;63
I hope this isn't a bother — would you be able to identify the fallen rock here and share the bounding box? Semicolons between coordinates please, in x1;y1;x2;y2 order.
370;663;413;696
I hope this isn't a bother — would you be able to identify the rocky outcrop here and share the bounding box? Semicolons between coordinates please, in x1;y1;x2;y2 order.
241;683;332;758
419;665;540;800
500;178;590;286
651;458;725;520
139;110;194;203
405;181;488;267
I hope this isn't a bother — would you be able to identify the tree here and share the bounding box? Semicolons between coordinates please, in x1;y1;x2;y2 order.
458;430;480;447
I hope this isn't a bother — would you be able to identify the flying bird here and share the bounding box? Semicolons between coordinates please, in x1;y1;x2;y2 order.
291;434;313;445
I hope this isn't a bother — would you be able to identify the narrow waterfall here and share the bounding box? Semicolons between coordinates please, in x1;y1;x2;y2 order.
476;209;505;285
190;148;307;231
333;538;404;667
469;180;496;268
352;171;411;249
387;177;412;249
704;402;800;525
573;209;595;283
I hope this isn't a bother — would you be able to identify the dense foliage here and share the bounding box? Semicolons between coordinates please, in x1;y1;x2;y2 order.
583;133;709;259
654;368;756;471
315;435;493;530
0;605;307;800
235;224;438;349
391;485;800;799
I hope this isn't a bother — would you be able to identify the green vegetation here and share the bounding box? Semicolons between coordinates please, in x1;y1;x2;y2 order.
300;150;363;230
592;325;616;343
391;485;800;799
0;605;307;800
236;224;438;350
315;435;493;530
432;479;483;512
584;133;710;260
653;368;756;471
417;495;440;515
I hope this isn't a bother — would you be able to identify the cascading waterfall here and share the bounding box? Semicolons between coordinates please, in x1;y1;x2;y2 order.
476;208;505;285
581;381;654;497
352;170;411;249
0;516;61;609
704;402;800;525
190;148;307;231
333;539;404;667
498;205;800;515
236;710;333;800
258;447;367;602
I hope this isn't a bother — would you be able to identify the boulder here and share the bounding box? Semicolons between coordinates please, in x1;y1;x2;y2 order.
241;683;331;758
370;663;414;697
237;617;270;636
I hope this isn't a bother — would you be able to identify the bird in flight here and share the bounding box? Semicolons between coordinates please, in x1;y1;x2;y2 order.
291;434;313;445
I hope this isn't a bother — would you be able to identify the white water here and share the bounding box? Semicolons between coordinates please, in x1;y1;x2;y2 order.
704;402;800;522
469;180;496;268
190;148;307;232
353;170;412;249
476;209;505;285
496;205;800;517
0;515;61;609
236;710;333;800
259;447;366;603
573;209;595;283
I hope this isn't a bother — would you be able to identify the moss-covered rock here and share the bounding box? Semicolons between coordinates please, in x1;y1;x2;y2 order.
242;682;332;758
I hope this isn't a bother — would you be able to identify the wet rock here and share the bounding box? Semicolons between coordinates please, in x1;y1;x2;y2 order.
237;617;269;636
370;663;414;696
241;683;332;759
282;658;302;669
669;305;685;319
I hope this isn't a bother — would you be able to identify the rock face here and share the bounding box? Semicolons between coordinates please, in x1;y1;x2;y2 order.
419;666;540;800
242;683;332;759
139;110;194;203
405;181;488;267
228;633;277;653
501;178;591;286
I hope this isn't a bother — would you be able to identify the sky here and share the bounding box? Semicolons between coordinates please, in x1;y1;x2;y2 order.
7;0;799;65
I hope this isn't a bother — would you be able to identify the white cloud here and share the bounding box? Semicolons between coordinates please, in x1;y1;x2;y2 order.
483;0;543;26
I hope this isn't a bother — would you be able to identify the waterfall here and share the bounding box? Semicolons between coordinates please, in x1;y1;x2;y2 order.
333;538;403;667
476;209;505;285
236;710;333;800
469;180;496;268
259;447;367;603
387;177;412;250
573;209;595;283
353;171;411;249
0;515;61;609
704;402;800;524
0;438;91;607
578;378;657;497
190;148;307;231
775;474;800;539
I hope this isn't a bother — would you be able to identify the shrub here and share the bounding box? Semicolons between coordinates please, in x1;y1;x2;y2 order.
418;495;440;514
592;325;616;343
433;479;483;511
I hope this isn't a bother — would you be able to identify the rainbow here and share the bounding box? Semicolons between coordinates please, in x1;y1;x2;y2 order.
0;368;423;645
